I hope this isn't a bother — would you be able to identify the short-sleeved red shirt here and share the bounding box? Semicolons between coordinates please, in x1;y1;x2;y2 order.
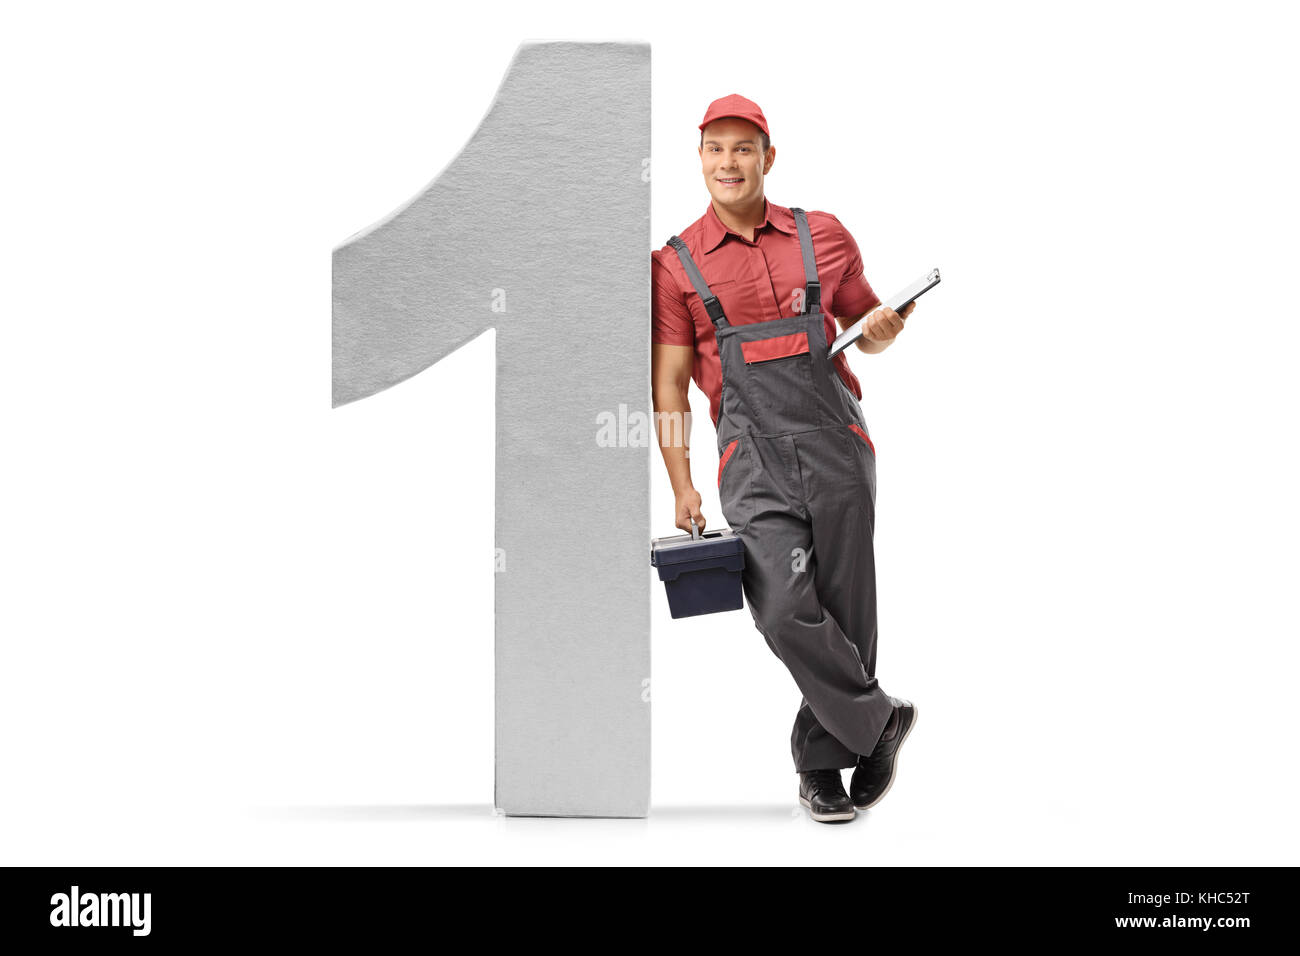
652;198;881;428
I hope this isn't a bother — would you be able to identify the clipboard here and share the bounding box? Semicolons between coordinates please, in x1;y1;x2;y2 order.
829;268;941;357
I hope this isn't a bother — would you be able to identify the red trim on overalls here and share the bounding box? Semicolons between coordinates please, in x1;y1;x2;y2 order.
741;331;809;365
718;438;739;487
848;423;875;455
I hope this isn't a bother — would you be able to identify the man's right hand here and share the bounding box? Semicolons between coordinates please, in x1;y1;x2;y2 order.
675;488;706;535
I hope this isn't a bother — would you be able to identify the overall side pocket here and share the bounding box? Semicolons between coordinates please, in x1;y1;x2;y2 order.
845;423;877;520
847;422;875;457
717;437;740;489
716;437;752;531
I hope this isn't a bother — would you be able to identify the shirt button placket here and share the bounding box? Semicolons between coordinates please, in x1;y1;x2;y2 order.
754;245;782;321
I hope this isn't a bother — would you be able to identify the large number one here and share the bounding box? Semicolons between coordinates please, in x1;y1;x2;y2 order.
332;41;651;817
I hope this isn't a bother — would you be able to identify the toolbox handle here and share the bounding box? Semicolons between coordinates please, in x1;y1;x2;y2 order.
690;516;701;540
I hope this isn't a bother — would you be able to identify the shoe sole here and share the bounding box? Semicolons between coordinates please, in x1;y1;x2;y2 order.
853;703;918;811
798;795;856;822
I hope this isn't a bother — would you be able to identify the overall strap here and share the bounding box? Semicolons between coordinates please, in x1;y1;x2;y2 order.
789;207;821;314
667;236;728;329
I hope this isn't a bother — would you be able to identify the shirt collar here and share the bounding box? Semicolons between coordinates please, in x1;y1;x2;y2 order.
702;197;796;254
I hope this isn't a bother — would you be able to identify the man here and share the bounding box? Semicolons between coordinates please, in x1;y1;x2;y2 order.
651;94;919;823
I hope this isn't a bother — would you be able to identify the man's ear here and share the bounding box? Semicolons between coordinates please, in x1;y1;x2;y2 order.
764;146;776;174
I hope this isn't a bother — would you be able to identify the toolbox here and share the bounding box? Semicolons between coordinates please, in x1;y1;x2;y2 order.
649;518;746;619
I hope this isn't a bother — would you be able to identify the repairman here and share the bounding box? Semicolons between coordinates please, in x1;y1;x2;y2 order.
651;94;919;823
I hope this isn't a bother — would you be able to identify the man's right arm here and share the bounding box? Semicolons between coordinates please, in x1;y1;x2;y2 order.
651;252;707;533
652;344;706;533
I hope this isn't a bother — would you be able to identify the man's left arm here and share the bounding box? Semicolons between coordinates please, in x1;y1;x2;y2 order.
840;300;916;354
827;213;916;354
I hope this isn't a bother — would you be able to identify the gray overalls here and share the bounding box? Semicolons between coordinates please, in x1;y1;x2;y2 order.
668;208;896;772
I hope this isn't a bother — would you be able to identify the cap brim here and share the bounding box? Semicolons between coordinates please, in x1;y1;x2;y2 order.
698;114;767;135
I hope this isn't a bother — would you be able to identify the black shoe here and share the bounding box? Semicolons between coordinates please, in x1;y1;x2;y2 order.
798;769;856;823
850;697;918;810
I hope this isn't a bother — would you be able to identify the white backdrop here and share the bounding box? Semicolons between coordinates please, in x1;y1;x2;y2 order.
2;0;1297;865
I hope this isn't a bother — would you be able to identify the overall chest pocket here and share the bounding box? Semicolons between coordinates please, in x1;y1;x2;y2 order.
738;328;818;428
740;331;810;365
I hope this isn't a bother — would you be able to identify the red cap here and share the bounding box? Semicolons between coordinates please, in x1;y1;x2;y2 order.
698;94;769;139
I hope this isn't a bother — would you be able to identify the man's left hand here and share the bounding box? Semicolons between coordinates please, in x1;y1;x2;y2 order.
863;300;916;343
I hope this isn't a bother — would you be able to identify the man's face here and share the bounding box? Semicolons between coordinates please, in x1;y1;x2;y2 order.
699;117;774;211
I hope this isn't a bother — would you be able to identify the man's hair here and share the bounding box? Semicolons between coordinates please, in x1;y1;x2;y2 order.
700;131;770;153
